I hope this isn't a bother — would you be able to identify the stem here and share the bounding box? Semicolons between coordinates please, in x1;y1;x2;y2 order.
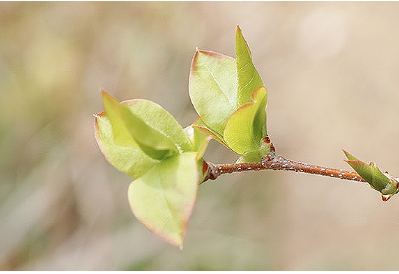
202;153;366;183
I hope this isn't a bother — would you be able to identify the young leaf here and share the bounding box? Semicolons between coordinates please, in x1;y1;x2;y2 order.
95;112;159;179
189;27;270;162
189;50;238;136
100;90;136;147
128;152;202;249
102;91;179;160
224;87;268;157
343;150;399;200
101;91;195;161
121;107;179;160
125;98;192;153
95;91;192;178
236;26;265;106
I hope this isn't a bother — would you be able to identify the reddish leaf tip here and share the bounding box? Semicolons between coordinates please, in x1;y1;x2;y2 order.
342;149;350;157
190;50;200;74
101;90;118;106
382;195;391;201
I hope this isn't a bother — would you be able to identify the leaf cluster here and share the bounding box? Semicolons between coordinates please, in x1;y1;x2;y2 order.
94;26;399;248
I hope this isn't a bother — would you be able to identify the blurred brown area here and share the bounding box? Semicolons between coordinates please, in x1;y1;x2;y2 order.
2;2;399;270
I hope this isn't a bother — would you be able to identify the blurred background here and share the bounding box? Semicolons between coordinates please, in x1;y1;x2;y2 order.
2;2;399;270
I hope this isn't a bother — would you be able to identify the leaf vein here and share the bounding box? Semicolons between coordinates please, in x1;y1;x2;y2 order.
202;64;236;109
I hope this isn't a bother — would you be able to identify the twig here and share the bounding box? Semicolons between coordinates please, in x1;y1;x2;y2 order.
202;153;366;183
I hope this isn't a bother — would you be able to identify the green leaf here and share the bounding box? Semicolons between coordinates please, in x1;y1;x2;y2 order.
189;50;238;136
103;91;190;160
236;26;265;106
128;152;201;249
95;112;158;179
189;27;269;161
123;98;192;153
100;90;136;147
121;107;179;160
343;150;399;200
95;91;192;178
101;91;178;160
224;87;268;157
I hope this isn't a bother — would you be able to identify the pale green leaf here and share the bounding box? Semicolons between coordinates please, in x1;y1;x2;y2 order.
236;26;264;106
94;112;158;179
101;90;135;147
120;104;179;160
128;152;201;249
189;50;238;136
101;91;192;160
224;87;268;156
95;91;192;177
124;99;192;153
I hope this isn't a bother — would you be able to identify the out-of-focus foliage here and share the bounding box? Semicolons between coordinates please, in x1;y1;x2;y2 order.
3;2;399;270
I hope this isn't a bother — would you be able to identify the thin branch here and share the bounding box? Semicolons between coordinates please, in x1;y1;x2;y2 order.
202;153;366;183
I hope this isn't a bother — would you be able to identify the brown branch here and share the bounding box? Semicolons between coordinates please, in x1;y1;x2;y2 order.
202;153;366;183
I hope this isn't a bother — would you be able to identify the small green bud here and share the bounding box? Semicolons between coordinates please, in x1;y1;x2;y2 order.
343;150;399;201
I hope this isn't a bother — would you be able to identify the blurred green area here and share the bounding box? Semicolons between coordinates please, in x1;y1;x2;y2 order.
2;2;399;270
